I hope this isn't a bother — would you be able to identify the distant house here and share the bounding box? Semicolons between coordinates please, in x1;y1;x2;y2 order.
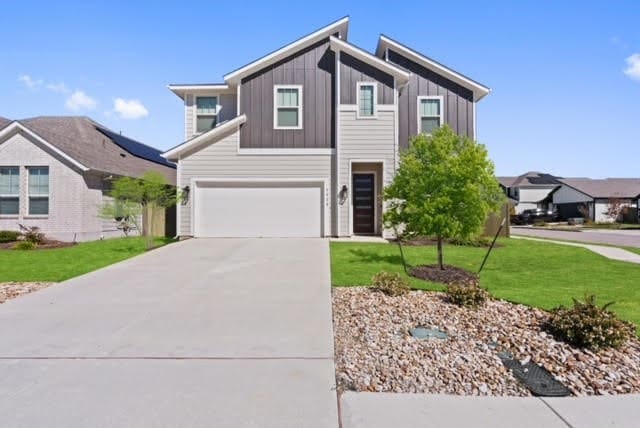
551;178;640;222
497;172;561;214
0;116;176;241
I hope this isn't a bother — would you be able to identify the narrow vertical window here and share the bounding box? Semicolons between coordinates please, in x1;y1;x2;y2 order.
274;85;302;129
357;82;376;118
418;96;443;134
28;166;49;216
196;96;218;133
0;166;19;215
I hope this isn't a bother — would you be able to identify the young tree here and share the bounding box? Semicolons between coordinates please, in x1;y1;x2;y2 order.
104;171;177;247
605;198;625;223
383;125;503;270
100;198;142;237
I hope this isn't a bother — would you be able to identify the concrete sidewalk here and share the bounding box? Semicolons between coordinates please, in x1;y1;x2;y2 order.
341;392;640;428
512;226;640;248
512;235;640;264
0;238;338;427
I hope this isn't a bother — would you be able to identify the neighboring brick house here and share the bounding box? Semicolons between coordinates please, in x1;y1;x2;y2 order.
163;17;490;238
0;116;176;241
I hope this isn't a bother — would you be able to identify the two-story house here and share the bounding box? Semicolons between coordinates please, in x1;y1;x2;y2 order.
162;17;490;238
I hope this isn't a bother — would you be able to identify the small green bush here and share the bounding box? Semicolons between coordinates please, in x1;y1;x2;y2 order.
13;241;36;251
547;295;635;350
448;236;492;247
19;224;44;244
372;272;410;297
0;230;21;243
446;283;490;307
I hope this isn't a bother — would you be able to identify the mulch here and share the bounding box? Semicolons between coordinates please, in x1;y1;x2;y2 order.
0;239;77;250
410;264;479;286
399;237;500;248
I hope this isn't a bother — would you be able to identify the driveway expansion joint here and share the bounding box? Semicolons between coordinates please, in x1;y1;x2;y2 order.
539;397;575;428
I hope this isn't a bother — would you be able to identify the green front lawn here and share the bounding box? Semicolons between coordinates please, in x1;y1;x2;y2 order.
0;237;174;282
331;238;640;328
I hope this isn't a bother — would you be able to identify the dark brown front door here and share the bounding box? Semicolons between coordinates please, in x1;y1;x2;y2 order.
352;173;375;234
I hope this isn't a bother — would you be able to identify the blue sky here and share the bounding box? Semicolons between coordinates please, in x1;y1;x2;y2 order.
1;0;639;177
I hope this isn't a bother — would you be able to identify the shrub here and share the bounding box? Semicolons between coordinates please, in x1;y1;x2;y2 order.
547;295;635;350
448;236;492;247
18;224;44;244
13;241;36;251
446;283;490;307
0;230;21;243
372;272;410;297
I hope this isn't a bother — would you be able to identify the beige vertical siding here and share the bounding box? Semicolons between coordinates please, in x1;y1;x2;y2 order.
178;129;333;236
338;107;396;237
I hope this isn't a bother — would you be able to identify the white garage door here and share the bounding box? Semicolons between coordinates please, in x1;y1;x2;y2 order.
194;182;323;238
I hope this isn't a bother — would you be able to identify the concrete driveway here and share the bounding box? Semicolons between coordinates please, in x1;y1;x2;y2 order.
512;227;640;248
0;239;338;427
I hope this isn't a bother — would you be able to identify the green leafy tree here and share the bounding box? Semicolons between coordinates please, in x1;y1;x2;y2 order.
383;125;503;270
103;171;177;247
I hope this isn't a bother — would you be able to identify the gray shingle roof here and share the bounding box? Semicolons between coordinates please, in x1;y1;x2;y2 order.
511;171;561;187
16;116;175;185
0;116;11;130
558;178;640;199
496;176;517;187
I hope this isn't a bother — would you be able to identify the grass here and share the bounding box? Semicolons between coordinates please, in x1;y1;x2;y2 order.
330;238;640;328
0;237;174;282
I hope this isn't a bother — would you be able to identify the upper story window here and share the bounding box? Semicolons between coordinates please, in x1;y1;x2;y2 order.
196;96;218;133
357;82;377;118
418;96;443;135
274;85;302;129
0;166;19;216
27;166;49;216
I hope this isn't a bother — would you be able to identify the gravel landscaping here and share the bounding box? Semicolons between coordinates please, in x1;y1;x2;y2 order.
0;282;55;304
333;287;640;396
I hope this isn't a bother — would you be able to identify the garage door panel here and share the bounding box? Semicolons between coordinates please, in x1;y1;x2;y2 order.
195;183;322;238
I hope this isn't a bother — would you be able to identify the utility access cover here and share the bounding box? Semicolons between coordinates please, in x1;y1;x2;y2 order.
409;327;448;340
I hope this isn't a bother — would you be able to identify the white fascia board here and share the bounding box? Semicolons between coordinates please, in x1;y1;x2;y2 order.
167;84;231;99
162;114;247;160
223;17;350;84
0;122;89;171
378;35;491;101
329;36;410;85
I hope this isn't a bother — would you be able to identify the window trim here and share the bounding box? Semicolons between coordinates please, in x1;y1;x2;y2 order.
273;84;303;130
0;166;20;217
417;95;444;135
356;82;378;119
194;96;219;135
26;166;49;217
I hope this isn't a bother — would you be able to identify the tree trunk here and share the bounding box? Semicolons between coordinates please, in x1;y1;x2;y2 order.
437;236;444;270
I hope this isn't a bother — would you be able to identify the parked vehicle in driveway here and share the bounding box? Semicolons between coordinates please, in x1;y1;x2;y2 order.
512;208;560;225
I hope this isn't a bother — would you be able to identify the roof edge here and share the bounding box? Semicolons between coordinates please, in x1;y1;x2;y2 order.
162;114;247;160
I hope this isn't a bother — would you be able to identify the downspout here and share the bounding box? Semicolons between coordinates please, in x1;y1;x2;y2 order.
335;48;341;236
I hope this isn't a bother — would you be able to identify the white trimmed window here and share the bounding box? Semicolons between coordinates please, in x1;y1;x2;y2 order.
0;166;19;216
357;82;377;118
196;96;218;133
274;85;302;129
418;96;443;135
27;166;49;216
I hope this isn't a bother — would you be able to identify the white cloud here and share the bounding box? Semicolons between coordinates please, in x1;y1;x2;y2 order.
113;98;148;119
624;53;640;81
65;90;97;111
46;82;69;93
18;74;43;89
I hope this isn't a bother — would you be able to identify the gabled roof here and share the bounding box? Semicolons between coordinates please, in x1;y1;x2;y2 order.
162;114;247;161
0;116;175;184
557;178;640;199
512;171;562;187
0;116;11;130
328;36;410;84
223;16;350;84
376;34;490;101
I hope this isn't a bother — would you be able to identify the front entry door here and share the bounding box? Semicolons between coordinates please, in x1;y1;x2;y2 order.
352;173;375;234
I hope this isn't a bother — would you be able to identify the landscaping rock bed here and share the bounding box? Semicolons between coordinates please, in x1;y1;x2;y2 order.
0;282;55;303
0;239;76;250
410;264;479;286
332;287;640;396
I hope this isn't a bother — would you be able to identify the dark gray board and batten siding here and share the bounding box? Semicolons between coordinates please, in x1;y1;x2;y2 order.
339;52;394;105
240;39;335;149
387;49;474;150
